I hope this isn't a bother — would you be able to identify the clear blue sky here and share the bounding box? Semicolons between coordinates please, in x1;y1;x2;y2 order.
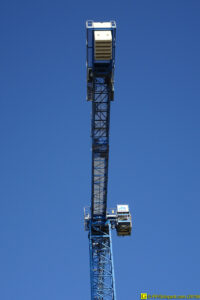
0;0;200;299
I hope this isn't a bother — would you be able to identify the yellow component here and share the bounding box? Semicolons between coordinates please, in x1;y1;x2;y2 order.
112;210;114;214
141;293;147;299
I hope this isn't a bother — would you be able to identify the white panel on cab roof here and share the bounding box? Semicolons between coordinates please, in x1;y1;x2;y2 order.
117;205;129;213
94;31;112;41
93;22;112;28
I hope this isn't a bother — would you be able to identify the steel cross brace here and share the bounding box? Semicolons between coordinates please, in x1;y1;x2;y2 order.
89;222;117;300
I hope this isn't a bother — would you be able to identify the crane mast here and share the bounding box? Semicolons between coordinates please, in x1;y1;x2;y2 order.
84;20;132;300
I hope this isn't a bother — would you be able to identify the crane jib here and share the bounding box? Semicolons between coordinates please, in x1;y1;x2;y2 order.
91;77;111;219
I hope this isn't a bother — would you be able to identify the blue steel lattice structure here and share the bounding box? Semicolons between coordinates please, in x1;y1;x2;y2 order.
85;20;132;300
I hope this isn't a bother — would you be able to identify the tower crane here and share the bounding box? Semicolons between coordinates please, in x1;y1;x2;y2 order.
84;20;132;300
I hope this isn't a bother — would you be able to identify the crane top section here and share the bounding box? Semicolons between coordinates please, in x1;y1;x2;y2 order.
85;19;132;233
86;20;117;219
86;20;116;79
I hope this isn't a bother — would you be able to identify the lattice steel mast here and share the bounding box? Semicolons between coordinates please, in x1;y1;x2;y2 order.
84;20;132;300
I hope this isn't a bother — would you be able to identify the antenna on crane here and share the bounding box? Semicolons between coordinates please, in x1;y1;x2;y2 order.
84;20;132;299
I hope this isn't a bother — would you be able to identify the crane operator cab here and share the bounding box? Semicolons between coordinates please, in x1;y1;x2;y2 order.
116;205;132;236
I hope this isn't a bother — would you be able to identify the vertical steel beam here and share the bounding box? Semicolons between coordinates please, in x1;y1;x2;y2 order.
89;222;116;299
91;77;110;219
